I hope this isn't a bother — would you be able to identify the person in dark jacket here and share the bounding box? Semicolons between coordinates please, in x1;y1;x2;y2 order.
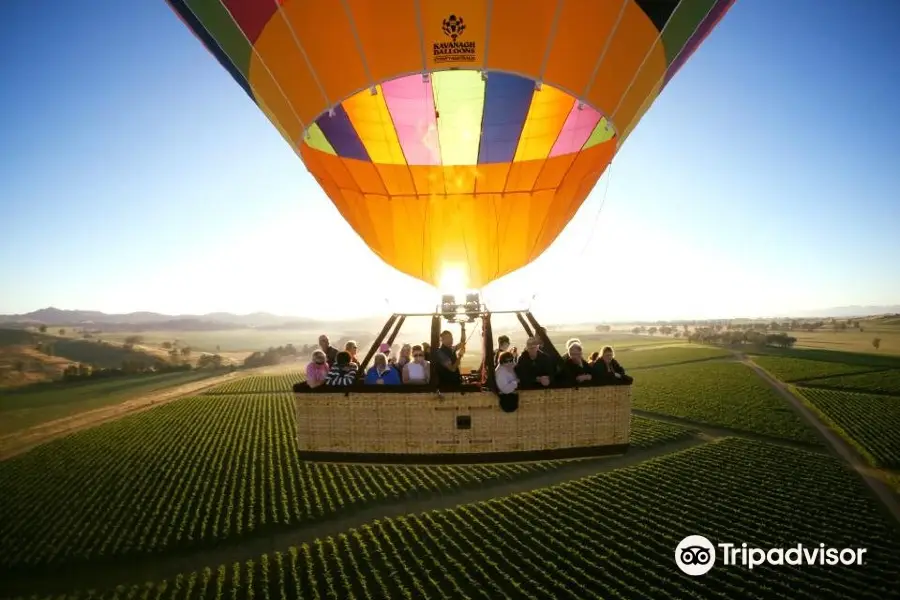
494;335;515;366
560;342;593;385
515;336;556;388
435;330;465;386
325;351;357;386
593;346;633;385
318;334;339;364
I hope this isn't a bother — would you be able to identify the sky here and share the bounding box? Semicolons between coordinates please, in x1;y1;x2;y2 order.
1;0;899;323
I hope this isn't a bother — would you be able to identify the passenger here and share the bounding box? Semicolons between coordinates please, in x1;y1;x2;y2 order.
588;351;600;364
561;342;593;385
593;346;633;385
344;340;360;366
563;338;582;360
494;335;511;366
434;330;466;387
402;345;430;384
514;336;556;388
378;342;392;366
318;334;339;364
325;351;357;386
396;343;412;370
364;353;401;385
495;351;519;394
422;341;432;362
305;349;329;389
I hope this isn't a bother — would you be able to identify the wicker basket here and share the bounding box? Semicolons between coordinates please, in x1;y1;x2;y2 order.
295;385;631;461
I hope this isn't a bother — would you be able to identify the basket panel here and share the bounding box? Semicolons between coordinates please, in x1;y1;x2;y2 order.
295;386;633;456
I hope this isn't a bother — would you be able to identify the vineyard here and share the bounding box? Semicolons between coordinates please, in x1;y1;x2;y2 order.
203;373;305;395
615;345;732;369
749;355;879;383
802;369;900;396
0;393;689;571
796;388;900;469
3;344;900;599
631;361;821;443
8;439;900;599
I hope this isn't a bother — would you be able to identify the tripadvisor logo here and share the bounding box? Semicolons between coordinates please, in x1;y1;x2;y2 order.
675;535;868;576
433;14;476;64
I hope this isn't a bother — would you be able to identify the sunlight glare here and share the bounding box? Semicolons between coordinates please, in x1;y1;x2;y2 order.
438;263;469;295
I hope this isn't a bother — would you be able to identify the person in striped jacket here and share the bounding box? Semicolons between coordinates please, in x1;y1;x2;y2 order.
325;351;358;386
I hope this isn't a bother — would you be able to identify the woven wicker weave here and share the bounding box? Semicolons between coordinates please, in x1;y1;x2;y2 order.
295;386;631;455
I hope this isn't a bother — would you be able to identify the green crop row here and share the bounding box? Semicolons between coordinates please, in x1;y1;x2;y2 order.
617;346;731;370
632;361;820;443
750;356;877;383
0;394;685;571
12;439;899;599
802;369;900;396
204;373;306;394
796;388;900;469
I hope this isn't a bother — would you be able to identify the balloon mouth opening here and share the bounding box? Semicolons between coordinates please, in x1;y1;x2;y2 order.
300;68;617;168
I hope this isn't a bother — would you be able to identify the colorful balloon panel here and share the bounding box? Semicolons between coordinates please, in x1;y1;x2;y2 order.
168;0;734;288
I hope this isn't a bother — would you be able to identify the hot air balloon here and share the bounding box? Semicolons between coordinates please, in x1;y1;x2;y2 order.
167;0;733;464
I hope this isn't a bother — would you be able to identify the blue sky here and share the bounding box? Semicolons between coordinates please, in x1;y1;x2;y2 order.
1;0;898;322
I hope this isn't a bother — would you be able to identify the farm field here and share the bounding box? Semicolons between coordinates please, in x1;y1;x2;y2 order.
615;345;731;369
632;361;821;444
796;388;900;469
3;332;900;598
8;439;899;599
787;327;900;356
0;370;221;435
749;354;889;382
802;369;900;395
0;391;692;573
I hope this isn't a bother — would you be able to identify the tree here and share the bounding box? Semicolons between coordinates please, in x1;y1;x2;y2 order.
161;341;173;350
648;326;658;336
38;325;47;333
631;327;641;335
872;337;882;351
58;328;66;336
595;325;611;333
124;335;144;345
14;360;25;372
181;346;192;358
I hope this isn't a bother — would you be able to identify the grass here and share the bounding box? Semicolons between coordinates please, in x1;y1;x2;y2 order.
788;328;900;356
795;387;900;469
632;361;820;443
0;371;220;435
15;439;900;599
801;369;900;395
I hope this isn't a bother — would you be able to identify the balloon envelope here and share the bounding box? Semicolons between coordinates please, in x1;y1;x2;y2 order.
167;0;734;289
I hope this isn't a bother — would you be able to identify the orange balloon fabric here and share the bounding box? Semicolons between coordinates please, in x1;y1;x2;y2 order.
167;0;734;288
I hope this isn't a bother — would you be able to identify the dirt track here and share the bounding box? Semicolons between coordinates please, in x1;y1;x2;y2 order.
735;353;900;524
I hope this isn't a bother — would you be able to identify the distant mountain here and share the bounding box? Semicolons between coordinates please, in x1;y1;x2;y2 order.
0;307;381;332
